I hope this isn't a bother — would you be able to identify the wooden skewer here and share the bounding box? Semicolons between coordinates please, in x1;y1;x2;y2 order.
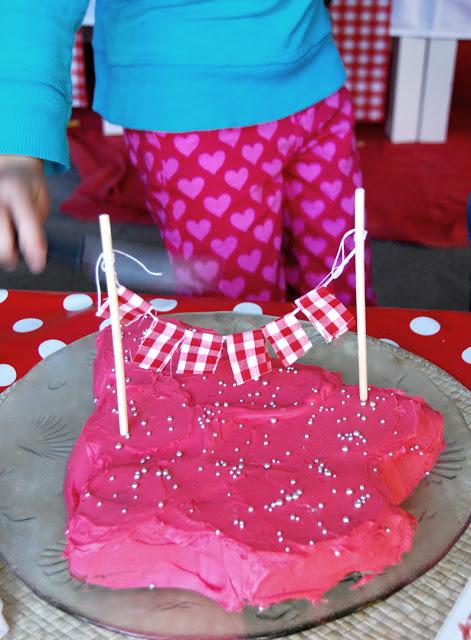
99;214;129;437
354;188;368;403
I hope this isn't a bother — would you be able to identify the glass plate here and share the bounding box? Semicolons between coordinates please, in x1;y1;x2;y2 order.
0;312;470;639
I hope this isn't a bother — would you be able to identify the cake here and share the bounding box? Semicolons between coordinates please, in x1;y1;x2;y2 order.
64;315;444;611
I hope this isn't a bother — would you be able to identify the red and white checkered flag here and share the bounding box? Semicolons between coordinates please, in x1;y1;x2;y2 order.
96;285;153;325
176;329;224;375
71;30;88;108
262;313;312;367
225;329;272;385
134;318;185;371
295;285;354;343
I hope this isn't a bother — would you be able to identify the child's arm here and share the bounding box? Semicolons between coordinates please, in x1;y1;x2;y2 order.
0;0;89;272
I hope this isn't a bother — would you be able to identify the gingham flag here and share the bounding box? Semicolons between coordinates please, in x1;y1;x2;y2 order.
295;285;354;343
134;318;185;371
225;329;272;385
262;313;312;367
97;285;153;324
176;329;224;375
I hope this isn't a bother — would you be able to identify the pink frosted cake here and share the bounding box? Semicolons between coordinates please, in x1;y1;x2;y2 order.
64;317;444;611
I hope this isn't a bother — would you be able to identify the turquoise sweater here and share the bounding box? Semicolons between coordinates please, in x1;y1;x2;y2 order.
0;1;345;174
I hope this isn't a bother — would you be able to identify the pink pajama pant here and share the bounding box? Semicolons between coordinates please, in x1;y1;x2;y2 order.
124;87;374;305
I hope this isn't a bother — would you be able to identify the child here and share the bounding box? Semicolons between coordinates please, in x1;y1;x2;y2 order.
0;0;374;305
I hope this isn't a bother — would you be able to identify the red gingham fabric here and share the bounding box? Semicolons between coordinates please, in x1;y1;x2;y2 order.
295;285;354;343
71;30;88;108
176;329;224;375
96;285;153;325
134;318;185;371
330;0;392;123
262;313;312;367
225;329;272;385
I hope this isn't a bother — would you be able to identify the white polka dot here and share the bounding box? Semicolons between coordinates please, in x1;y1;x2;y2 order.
13;317;43;333
99;318;112;331
379;338;399;348
38;339;66;359
0;364;17;386
232;302;263;315
409;316;441;336
149;298;178;312
461;347;471;364
0;289;8;304
63;293;94;312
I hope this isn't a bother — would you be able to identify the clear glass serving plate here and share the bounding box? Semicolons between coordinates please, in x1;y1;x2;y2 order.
0;312;470;639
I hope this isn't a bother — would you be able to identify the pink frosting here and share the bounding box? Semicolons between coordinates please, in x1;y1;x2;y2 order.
64;317;444;610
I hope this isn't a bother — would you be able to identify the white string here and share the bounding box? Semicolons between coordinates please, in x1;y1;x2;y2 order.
95;252;105;310
318;227;367;290
114;249;163;278
95;249;163;310
94;230;365;313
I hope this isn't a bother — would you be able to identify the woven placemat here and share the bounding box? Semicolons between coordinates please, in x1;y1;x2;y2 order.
1;524;469;640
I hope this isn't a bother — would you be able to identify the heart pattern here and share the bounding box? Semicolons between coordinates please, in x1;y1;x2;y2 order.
301;199;325;219
172;200;186;220
211;236;237;258
178;177;204;199
242;143;264;165
186;219;211;241
174;134;200;157
162;158;179;180
225;168;249;191
198;151;225;175
123;86;374;305
231;209;255;232
254;219;274;244
204;194;232;217
295;162;321;183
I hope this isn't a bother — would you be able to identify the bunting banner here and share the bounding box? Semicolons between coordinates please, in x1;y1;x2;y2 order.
97;284;355;381
262;313;312;367
97;285;153;324
294;285;354;343
134;318;185;371
176;329;225;375
96;226;361;383
225;329;272;385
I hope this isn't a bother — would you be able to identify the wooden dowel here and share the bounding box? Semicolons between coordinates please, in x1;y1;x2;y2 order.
354;188;368;403
99;214;129;437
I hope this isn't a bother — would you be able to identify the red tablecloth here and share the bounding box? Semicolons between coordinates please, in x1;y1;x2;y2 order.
0;290;470;392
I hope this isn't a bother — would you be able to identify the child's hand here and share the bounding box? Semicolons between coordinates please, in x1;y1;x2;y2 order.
0;155;49;273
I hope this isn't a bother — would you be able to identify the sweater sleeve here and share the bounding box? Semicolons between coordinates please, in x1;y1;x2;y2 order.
0;0;90;174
